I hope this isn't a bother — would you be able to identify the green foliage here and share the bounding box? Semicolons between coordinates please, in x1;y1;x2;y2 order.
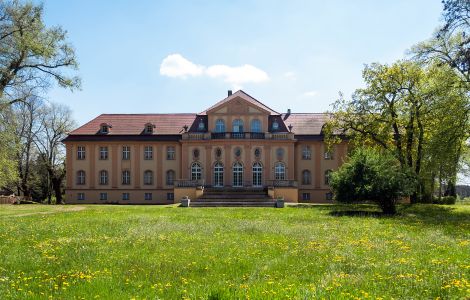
330;147;416;214
0;0;80;106
432;196;457;205
0;204;468;299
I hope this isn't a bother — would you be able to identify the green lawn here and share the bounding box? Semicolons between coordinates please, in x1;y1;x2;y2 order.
0;204;468;299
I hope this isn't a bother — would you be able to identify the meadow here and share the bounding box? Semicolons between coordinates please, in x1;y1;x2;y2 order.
0;204;468;299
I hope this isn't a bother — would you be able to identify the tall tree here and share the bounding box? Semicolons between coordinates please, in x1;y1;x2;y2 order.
326;61;468;202
0;0;80;107
34;102;74;204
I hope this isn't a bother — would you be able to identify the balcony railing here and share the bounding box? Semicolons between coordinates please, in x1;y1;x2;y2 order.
174;179;205;187
266;180;298;188
183;131;293;140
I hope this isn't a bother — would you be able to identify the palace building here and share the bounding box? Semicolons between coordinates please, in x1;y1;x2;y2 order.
63;90;348;205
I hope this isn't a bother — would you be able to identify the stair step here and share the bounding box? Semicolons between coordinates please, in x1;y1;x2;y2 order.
194;198;272;202
190;201;276;207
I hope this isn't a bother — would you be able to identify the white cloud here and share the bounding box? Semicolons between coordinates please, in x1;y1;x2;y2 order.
160;54;205;78
284;71;296;80
302;90;318;97
160;54;269;88
206;64;269;89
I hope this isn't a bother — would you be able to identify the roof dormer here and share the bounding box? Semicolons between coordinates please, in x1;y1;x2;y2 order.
100;123;112;134
144;123;156;134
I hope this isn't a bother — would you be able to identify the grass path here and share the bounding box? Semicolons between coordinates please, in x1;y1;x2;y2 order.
0;204;468;299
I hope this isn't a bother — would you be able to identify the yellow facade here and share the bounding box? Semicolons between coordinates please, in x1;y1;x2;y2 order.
64;90;347;204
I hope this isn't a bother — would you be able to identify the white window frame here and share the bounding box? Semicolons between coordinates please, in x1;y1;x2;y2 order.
252;162;262;187
214;162;224;187
99;170;108;185
191;162;202;181
122;146;130;160
251;119;261;133
77;193;85;201
166;146;175;160
122;170;130;185
144;170;153;185
99;146;108;160
144;146;153;160
77;146;85;160
166;170;175;186
274;162;285;180
302;146;311;160
77;170;86;185
122;193;130;201
215;119;225;133
100;192;108;201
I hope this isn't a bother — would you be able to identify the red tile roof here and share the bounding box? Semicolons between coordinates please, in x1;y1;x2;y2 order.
199;90;280;115
69;114;196;135
281;113;331;135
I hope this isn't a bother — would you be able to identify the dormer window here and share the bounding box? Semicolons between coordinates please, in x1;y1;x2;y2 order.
100;123;111;134
272;121;279;130
198;120;205;131
145;123;155;134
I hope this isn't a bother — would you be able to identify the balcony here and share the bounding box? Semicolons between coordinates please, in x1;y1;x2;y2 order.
183;132;294;140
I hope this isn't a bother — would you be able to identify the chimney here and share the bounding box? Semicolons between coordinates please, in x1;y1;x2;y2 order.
287;108;291;115
228;90;232;96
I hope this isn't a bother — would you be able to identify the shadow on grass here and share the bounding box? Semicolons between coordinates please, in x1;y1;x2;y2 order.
292;203;470;236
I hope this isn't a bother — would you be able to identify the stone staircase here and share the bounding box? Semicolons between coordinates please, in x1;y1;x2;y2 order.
190;187;276;207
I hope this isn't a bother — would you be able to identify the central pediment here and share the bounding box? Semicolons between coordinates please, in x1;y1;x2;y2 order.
200;90;279;116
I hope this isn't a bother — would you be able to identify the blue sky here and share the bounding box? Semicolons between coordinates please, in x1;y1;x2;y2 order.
42;0;443;125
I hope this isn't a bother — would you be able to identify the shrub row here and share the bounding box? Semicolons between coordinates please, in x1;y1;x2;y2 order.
432;196;456;205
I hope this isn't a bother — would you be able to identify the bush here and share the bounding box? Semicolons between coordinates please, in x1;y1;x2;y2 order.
432;196;456;205
330;147;416;214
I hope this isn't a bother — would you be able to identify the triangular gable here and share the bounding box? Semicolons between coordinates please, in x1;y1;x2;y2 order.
200;90;280;115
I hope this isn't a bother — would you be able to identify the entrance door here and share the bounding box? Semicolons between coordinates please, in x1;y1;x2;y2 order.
252;162;262;187
214;162;224;187
233;162;243;187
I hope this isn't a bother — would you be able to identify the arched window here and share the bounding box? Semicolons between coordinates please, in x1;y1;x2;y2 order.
251;119;261;132
122;170;130;185
144;170;153;185
99;170;108;185
77;170;86;185
302;170;311;185
252;162;263;187
215;119;225;133
166;170;175;186
191;162;202;181
302;146;311;160
214;162;224;187
233;162;243;187
325;169;333;185
232;119;244;132
274;162;285;180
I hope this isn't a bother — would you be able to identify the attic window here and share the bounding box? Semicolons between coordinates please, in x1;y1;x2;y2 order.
272;120;279;130
100;123;111;134
198;120;205;131
145;123;155;134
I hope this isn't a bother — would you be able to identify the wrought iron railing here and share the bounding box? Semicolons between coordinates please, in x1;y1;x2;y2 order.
266;180;298;187
174;179;205;187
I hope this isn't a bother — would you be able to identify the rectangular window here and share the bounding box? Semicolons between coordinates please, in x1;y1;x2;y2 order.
99;146;108;160
122;146;130;160
144;193;152;200
166;146;175;160
167;193;174;201
144;146;153;160
77;193;85;201
326;192;333;201
122;193;130;201
122;170;130;185
100;192;108;201
77;146;86;160
302;193;310;201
